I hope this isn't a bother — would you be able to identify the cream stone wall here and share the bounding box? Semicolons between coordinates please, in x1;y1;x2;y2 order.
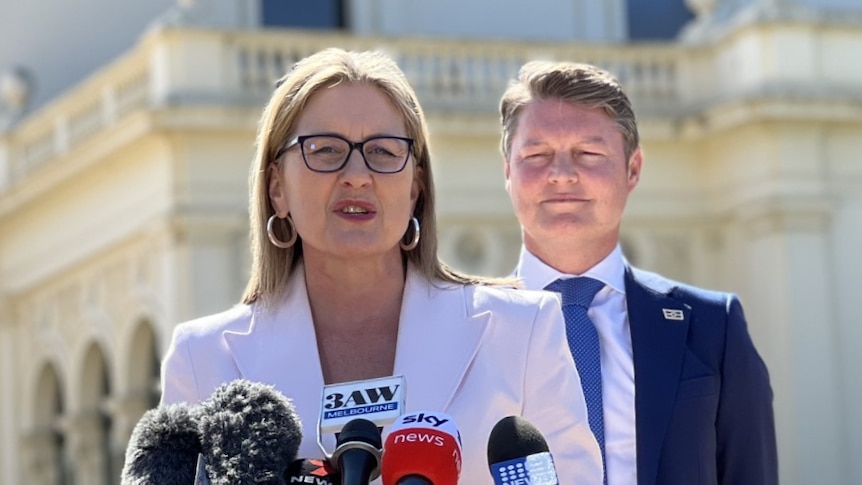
1;13;861;485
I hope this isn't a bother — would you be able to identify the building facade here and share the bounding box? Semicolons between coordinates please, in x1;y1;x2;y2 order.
1;1;861;484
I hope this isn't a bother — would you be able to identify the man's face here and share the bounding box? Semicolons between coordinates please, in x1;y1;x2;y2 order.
504;98;641;255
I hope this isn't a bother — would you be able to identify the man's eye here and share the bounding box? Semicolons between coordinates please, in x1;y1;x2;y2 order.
523;153;550;162
579;152;607;163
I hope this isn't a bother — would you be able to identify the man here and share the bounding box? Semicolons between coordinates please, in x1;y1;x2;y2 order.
500;61;778;485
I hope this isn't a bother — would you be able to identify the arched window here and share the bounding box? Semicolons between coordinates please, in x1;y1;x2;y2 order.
31;364;70;485
128;321;160;410
80;343;112;485
115;319;161;476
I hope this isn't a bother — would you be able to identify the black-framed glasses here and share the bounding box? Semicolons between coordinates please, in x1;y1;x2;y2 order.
277;134;414;174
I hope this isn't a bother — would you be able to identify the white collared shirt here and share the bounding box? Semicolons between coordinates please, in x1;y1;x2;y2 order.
515;245;637;485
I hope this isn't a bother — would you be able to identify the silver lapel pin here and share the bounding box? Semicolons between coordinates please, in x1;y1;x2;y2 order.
662;308;685;321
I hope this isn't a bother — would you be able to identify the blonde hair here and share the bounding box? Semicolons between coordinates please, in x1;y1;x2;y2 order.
242;48;511;305
500;61;639;160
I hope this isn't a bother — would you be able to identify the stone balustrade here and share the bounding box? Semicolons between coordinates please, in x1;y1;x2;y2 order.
0;27;687;195
4;22;862;196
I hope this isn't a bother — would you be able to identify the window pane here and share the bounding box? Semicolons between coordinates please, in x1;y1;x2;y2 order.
627;0;693;40
261;0;344;29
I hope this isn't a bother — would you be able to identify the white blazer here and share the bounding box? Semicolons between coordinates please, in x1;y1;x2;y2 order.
161;264;602;484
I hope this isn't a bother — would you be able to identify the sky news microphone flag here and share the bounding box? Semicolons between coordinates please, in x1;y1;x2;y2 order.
381;410;462;485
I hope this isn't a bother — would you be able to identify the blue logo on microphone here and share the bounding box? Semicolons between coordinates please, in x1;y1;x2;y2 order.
491;452;558;485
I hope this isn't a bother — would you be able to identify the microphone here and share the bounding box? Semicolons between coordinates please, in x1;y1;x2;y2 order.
331;418;383;485
486;416;559;485
120;403;202;485
388;478;432;485
380;411;462;485
285;458;340;484
198;379;303;485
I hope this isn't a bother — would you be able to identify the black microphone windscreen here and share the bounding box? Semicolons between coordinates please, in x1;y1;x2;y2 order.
199;379;302;485
334;418;382;485
486;415;550;465
121;403;202;485
337;418;383;449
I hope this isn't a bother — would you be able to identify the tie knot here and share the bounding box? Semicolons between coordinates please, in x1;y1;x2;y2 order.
545;277;605;308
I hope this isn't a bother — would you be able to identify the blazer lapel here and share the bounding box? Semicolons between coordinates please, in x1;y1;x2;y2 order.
625;267;690;485
393;265;488;414
221;264;485;422
222;265;329;447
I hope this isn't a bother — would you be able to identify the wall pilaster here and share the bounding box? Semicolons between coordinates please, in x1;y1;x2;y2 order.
20;429;63;485
0;295;19;485
65;412;110;485
736;197;846;485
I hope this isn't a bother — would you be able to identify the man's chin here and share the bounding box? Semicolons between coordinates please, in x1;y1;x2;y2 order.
524;220;589;245
543;214;591;231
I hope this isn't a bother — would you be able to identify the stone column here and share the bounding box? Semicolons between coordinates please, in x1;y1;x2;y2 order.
20;429;62;485
0;300;21;485
107;392;155;479
737;197;846;485
65;412;109;485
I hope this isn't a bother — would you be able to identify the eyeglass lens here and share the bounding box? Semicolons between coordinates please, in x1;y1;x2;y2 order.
302;136;410;173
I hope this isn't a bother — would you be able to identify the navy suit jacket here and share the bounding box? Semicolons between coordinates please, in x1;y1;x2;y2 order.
625;266;778;485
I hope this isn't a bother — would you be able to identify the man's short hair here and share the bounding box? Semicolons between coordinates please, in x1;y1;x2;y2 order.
500;61;639;160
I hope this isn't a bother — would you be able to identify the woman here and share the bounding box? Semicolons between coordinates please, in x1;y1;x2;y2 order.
160;48;602;484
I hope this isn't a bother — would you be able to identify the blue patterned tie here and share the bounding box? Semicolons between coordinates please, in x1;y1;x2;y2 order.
546;277;607;483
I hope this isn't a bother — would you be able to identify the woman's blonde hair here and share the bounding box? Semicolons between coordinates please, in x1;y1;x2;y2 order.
242;48;511;305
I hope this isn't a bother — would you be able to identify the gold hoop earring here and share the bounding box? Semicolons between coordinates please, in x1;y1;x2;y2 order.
400;216;420;251
267;214;297;248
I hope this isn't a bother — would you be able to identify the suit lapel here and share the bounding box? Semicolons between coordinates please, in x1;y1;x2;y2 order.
222;265;329;447
625;267;690;485
393;265;488;414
